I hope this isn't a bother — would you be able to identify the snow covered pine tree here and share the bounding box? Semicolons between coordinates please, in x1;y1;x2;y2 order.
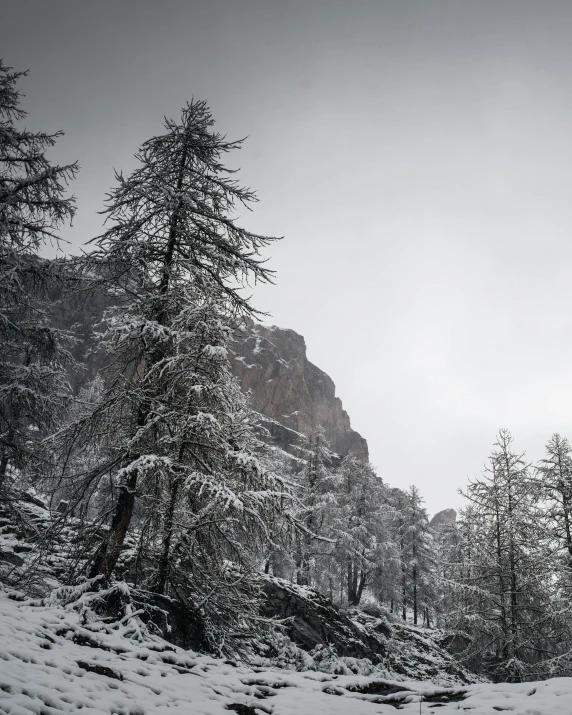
453;430;551;681
57;100;286;649
292;427;337;587
329;455;387;607
0;61;77;491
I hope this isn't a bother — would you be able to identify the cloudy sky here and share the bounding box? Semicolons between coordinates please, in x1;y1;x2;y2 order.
4;0;572;514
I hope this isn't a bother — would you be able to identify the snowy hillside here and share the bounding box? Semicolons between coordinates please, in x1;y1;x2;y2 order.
0;492;475;688
1;589;571;715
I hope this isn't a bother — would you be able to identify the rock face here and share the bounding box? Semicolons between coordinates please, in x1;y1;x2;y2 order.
261;576;387;662
430;509;457;529
231;321;369;461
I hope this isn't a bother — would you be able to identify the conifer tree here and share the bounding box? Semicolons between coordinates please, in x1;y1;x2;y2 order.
329;455;386;606
387;487;414;621
292;427;336;586
536;434;572;572
432;508;461;631
452;430;550;680
57;100;285;639
0;60;78;489
402;485;436;625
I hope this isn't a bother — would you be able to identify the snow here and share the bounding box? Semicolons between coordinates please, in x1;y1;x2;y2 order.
202;345;227;358
1;588;572;714
233;356;260;369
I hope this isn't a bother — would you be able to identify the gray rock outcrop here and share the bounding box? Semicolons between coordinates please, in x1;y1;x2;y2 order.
231;321;369;461
430;509;457;528
261;576;387;661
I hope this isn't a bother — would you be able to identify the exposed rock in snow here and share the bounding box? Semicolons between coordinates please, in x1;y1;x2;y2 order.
260;577;388;663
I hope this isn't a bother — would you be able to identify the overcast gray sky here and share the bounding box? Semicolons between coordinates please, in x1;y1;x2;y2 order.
4;0;572;515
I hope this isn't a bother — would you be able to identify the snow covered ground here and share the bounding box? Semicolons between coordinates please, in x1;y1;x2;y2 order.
1;589;571;715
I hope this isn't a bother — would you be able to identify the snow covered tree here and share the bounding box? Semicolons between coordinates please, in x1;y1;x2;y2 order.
386;486;436;624
527;434;572;675
387;488;412;621
292;427;337;587
328;455;387;606
451;430;552;681
402;485;436;625
431;509;461;631
0;60;78;489
536;434;572;573
55;100;286;645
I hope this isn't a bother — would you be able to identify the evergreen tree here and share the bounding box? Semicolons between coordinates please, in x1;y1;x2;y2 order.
329;455;386;606
403;485;436;625
56;100;285;645
387;488;412;621
0;60;78;489
432;509;461;632
292;427;336;587
385;486;436;623
536;434;572;572
452;430;550;681
530;434;572;675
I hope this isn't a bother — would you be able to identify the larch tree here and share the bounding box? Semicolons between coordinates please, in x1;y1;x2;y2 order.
402;485;436;626
536;434;572;572
292;427;336;587
454;430;551;681
329;455;386;606
531;434;572;674
432;507;462;632
56;101;286;642
0;60;78;490
387;487;413;622
386;486;436;624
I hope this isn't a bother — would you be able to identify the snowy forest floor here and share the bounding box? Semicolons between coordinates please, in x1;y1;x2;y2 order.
1;493;571;714
1;589;572;715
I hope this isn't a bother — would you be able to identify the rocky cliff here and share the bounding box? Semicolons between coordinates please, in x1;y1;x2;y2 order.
430;509;457;529
230;321;369;461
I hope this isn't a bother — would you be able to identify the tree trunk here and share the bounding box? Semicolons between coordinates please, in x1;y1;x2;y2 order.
296;535;309;586
157;141;189;310
352;568;367;606
412;527;418;625
562;490;572;560
413;566;418;626
505;455;519;679
89;470;138;580
352;562;358;601
493;485;509;664
154;475;181;594
400;528;407;621
347;561;354;603
0;450;9;491
0;430;14;491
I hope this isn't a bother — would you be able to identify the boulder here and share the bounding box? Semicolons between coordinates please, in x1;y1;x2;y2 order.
260;576;388;663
